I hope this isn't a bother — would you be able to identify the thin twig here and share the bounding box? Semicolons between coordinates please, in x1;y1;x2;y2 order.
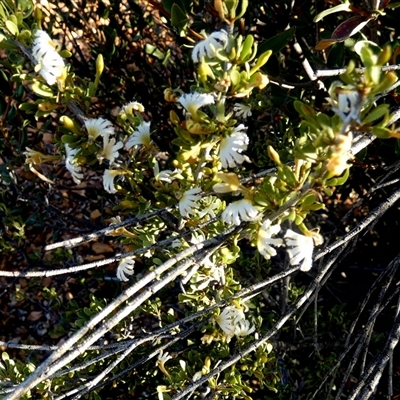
315;187;400;260
315;64;400;78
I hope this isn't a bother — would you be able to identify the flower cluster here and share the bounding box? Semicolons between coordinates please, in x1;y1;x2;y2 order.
125;121;151;149
32;30;65;86
213;305;255;341
221;199;259;226
192;30;228;63
179;187;202;218
178;92;215;117
257;221;317;272
219;125;250;169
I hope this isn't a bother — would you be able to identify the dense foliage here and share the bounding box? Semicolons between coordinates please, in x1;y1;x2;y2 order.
1;0;400;399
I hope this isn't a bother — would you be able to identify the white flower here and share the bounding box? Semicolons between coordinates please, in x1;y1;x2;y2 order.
219;125;249;168
156;351;172;366
85;118;115;142
23;147;47;164
213;172;242;194
32;30;57;61
331;88;361;124
234;319;256;338
179;187;202;218
37;50;65;86
284;229;314;272
221;199;259;226
156;168;183;183
257;219;283;260
64;144;83;184
325;132;353;177
116;258;135;281
103;169;124;193
233;103;252;118
125;121;151;149
178;92;214;116
31;30;65;86
98;135;123;165
120;101;145;114
214;306;245;337
192;30;228;63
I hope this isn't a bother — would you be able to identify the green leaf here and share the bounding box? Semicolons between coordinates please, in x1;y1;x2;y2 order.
61;134;81;144
334;167;350;186
145;43;165;60
362;104;389;125
17;0;34;17
387;2;400;8
162;0;189;14
31;81;54;97
372;126;391;138
59;49;72;58
19;102;37;111
171;3;189;36
5;19;19;36
257;27;295;56
235;0;248;20
239;34;254;62
161;0;174;13
0;34;17;50
0;3;8;20
313;3;351;23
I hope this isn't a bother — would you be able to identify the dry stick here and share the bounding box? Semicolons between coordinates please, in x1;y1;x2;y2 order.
69;320;204;400
315;64;400;78
315;186;400;261
44;206;176;251
171;244;348;400
51;347;127;381
61;322;201;400
66;326;200;400
1;212;225;278
335;288;400;400
388;294;400;398
357;257;400;377
345;245;400;349
3;229;237;400
348;305;400;400
0;340;142;352
309;283;400;400
334;252;400;399
295;241;353;326
292;39;325;90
